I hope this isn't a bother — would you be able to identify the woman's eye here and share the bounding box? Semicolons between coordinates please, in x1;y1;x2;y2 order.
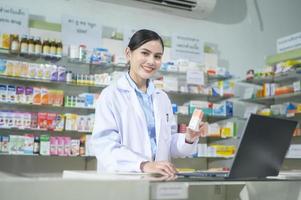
142;52;148;55
155;55;162;59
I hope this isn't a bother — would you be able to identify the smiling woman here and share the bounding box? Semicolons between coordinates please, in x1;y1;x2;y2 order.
91;29;207;176
125;30;164;92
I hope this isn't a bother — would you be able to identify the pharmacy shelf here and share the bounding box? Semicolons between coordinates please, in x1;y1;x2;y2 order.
0;102;95;114
206;136;239;141
198;156;234;159
0;50;62;63
177;113;231;124
266;48;301;65
0;127;91;135
0;75;108;89
266;113;301;121
0;51;122;72
66;58;120;71
243;70;301;85
167;91;231;102
241;91;301;104
207;74;233;82
157;70;233;82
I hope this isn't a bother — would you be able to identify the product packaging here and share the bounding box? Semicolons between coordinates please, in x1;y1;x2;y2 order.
188;109;204;132
39;134;50;155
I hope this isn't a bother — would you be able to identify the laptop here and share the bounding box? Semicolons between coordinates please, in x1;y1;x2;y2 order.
177;114;298;179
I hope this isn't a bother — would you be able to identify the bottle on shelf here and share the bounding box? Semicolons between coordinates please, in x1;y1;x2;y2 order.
20;35;28;56
42;38;50;57
33;136;40;155
79;135;85;156
27;36;35;55
34;36;42;56
49;39;57;58
9;34;20;54
79;44;87;62
56;40;63;58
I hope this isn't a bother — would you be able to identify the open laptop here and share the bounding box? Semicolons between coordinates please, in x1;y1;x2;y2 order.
177;114;298;179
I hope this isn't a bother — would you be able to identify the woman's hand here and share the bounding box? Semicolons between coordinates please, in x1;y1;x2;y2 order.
140;161;177;176
185;122;208;144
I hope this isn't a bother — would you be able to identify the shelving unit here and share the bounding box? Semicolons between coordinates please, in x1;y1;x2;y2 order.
166;70;235;170
0;51;100;175
0;49;236;174
238;48;301;170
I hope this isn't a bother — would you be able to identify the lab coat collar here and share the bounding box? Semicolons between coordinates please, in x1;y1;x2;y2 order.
117;73;159;96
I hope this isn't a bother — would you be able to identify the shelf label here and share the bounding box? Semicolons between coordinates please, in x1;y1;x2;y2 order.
61;15;102;52
277;32;301;53
171;34;204;63
0;4;29;35
152;183;188;199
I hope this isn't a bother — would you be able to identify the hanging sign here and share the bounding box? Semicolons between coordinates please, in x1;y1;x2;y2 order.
171;34;203;63
61;15;102;51
0;4;29;35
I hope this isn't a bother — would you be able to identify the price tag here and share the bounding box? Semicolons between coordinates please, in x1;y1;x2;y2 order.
152;183;188;199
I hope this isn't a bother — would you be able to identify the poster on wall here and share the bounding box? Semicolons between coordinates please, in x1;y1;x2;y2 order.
61;15;102;54
0;4;29;35
171;34;203;63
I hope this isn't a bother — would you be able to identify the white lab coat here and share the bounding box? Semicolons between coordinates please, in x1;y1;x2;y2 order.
92;74;198;172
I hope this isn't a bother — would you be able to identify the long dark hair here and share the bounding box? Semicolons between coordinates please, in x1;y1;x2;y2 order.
128;29;164;52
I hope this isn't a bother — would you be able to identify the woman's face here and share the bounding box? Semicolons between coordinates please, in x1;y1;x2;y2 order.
126;40;163;81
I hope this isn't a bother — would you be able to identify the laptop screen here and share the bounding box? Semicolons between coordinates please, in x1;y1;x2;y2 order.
228;114;297;179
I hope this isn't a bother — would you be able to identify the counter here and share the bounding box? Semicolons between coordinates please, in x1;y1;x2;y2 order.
0;171;300;200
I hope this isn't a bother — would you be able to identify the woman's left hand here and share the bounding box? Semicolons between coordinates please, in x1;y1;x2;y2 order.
185;122;208;144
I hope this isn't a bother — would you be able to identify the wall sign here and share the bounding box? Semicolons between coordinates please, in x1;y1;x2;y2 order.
171;34;203;63
61;15;102;52
277;32;301;53
0;4;29;35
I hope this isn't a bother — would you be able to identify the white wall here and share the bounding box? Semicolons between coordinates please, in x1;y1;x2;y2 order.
1;0;301;77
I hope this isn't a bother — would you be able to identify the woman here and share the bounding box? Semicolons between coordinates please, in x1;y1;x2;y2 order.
92;29;207;176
